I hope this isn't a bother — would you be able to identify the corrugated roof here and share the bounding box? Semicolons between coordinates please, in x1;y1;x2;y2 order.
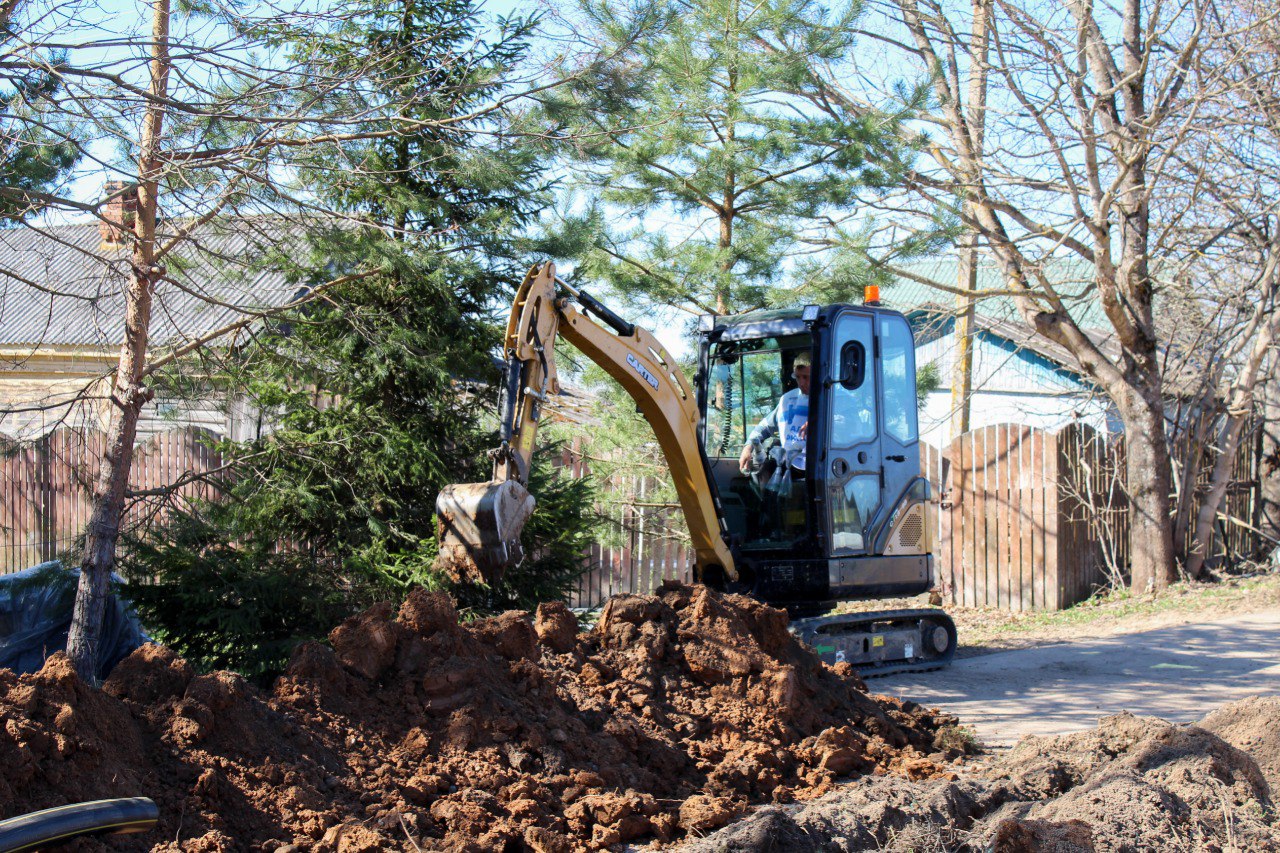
877;256;1109;329
0;219;305;349
911;306;1118;374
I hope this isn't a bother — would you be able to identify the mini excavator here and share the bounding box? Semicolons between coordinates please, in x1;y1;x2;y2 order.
436;263;956;675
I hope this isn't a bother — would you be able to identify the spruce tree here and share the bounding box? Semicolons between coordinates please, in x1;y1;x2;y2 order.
0;8;78;219
125;0;595;675
221;0;557;589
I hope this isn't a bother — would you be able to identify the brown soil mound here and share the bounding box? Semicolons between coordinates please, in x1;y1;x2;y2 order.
1200;695;1280;797
684;711;1280;852
0;584;962;851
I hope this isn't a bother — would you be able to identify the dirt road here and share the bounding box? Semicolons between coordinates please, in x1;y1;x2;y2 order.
874;607;1280;747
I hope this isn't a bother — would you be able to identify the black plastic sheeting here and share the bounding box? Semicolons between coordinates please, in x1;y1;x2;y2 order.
0;562;147;681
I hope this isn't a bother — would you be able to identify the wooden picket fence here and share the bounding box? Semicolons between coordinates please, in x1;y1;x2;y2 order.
931;421;1268;609
575;420;1266;612
554;444;695;610
3;423;1265;612
0;428;692;608
0;427;224;573
1171;413;1265;567
922;423;1129;610
571;425;1132;612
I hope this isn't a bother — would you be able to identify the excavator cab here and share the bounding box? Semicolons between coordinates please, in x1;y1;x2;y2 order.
698;305;935;610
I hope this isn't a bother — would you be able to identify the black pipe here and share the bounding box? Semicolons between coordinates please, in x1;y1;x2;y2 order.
576;290;636;338
0;798;158;852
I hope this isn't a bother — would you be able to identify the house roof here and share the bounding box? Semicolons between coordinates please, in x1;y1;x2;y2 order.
876;256;1110;330
909;302;1119;374
0;219;304;351
909;300;1208;399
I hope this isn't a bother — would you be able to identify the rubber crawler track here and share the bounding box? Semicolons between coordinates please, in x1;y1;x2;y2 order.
791;608;958;677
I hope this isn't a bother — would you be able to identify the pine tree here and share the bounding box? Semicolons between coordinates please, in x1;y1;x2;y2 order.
0;8;78;219
551;0;924;315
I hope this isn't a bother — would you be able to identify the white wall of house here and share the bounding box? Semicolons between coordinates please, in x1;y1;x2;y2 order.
1;354;264;444
135;393;261;442
918;388;1118;449
915;330;1119;449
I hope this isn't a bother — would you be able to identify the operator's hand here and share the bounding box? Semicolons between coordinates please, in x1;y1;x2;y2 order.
798;422;808;439
739;443;755;474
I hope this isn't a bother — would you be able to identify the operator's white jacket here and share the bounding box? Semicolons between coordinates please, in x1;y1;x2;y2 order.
748;389;809;471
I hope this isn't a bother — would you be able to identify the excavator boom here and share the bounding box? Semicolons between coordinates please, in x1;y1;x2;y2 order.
434;263;735;586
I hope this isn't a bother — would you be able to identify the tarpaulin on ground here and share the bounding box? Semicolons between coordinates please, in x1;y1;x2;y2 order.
0;561;146;680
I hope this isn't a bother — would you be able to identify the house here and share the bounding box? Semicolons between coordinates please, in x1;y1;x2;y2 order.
0;190;304;442
875;257;1123;449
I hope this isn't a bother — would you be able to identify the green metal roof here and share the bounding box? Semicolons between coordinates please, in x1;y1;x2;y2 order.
875;256;1109;330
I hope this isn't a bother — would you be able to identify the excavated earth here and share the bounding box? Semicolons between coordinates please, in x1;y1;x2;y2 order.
0;584;964;852
684;702;1280;852
8;582;1280;852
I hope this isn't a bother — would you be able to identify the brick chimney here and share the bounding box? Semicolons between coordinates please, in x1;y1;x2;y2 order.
99;180;138;247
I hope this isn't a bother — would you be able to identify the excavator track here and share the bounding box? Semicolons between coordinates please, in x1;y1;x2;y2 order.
791;608;957;677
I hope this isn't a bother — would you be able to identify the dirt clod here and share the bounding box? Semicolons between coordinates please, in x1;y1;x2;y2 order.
535;601;579;652
988;817;1094;852
678;794;738;833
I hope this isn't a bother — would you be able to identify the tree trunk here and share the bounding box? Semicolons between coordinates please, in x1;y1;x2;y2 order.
1171;384;1216;557
717;34;737;317
950;0;988;440
950;232;977;438
1186;310;1280;576
1119;390;1177;591
65;0;170;682
1184;412;1246;577
66;357;152;679
716;206;732;314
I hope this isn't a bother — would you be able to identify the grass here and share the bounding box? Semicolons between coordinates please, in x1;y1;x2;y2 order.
837;567;1280;654
932;723;983;755
950;569;1280;651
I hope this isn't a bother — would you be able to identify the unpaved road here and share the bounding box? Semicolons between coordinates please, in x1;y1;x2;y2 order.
874;607;1280;747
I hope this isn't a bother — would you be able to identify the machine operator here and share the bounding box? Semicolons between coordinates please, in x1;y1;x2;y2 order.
737;351;811;478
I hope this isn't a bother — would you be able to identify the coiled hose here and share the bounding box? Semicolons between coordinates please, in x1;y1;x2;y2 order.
0;798;158;852
718;367;735;456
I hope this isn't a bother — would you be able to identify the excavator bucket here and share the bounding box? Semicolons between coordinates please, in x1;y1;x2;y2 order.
434;479;536;586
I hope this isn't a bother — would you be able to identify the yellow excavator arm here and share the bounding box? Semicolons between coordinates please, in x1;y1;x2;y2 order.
435;262;736;586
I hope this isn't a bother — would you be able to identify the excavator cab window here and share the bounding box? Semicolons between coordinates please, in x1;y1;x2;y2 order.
702;335;812;550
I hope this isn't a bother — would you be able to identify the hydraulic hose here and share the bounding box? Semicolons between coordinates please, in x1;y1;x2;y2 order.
0;798;158;852
719;367;735;456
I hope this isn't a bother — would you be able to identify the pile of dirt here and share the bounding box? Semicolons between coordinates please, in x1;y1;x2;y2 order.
1200;695;1280;795
685;709;1280;851
0;583;965;851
